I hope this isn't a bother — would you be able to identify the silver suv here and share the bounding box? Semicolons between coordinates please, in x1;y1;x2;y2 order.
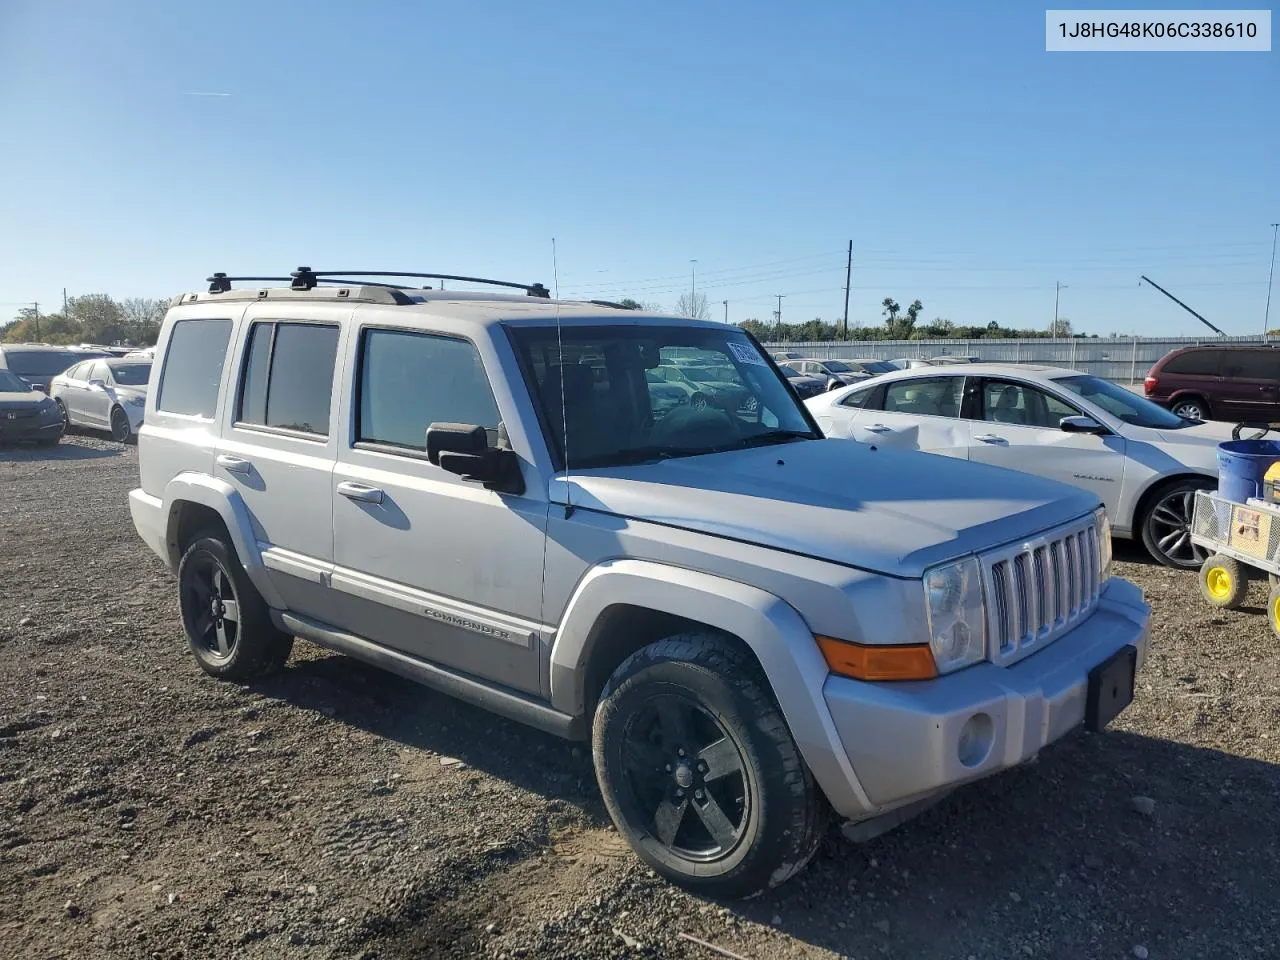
130;269;1151;898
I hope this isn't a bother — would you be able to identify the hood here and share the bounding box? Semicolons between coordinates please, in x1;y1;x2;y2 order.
0;391;46;409
552;439;1099;578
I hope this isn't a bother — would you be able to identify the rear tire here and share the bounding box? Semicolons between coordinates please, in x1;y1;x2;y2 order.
178;534;293;681
1199;555;1248;609
1171;396;1209;421
109;405;132;444
592;633;828;899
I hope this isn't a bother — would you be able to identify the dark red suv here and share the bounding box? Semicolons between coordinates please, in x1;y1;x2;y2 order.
1143;345;1280;422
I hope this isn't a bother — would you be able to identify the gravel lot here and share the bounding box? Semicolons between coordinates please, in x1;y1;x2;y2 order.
2;435;1278;960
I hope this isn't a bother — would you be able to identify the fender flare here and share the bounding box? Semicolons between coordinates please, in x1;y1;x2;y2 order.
162;473;284;609
548;558;873;818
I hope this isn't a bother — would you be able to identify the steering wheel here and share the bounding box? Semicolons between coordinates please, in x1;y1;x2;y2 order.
1231;421;1273;441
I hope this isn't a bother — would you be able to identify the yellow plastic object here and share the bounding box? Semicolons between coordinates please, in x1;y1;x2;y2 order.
1269;587;1280;640
1265;461;1280;504
1206;566;1233;600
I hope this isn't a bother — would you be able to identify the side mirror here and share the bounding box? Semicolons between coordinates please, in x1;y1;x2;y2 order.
88;379;106;389
1060;415;1107;435
425;422;524;495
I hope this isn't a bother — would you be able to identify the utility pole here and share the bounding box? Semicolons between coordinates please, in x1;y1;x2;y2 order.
722;300;728;324
1265;223;1279;336
1053;281;1066;337
774;294;785;325
842;240;852;338
31;302;39;341
63;288;68;318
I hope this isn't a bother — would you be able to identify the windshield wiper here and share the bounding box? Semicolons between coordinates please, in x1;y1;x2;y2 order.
574;446;692;467
738;429;817;448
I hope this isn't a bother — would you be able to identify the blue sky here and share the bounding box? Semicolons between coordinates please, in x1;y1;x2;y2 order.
1;1;1276;336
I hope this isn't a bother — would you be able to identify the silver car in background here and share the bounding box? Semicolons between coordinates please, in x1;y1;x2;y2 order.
49;356;152;443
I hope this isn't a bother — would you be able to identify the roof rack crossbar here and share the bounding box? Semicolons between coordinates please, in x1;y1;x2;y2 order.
206;274;419;293
288;268;550;298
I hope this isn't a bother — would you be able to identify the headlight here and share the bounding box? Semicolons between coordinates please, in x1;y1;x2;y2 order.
1094;507;1113;582
40;399;59;419
923;556;987;674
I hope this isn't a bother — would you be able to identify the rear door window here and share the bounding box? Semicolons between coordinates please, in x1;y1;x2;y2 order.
236;321;340;437
882;377;964;418
156;319;232;418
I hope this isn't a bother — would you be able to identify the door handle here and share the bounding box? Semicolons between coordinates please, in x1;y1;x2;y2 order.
215;454;252;475
974;434;1008;445
336;481;384;504
865;423;891;433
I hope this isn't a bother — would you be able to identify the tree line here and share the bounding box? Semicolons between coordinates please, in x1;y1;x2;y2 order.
2;295;168;346
736;296;1087;342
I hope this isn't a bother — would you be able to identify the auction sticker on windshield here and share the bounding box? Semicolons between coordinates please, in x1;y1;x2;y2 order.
728;342;767;366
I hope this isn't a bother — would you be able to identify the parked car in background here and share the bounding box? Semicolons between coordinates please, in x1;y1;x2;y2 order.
929;356;981;365
779;365;828;399
0;368;64;445
842;359;900;377
780;358;867;390
653;363;749;412
772;350;808;362
49;356;151;442
124;347;156;360
0;343;109;393
644;369;691;419
887;358;938;370
1143;344;1280;422
807;363;1228;569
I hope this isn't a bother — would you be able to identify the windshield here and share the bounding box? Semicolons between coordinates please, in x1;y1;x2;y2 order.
109;362;151;386
511;325;817;469
1056;375;1189;429
821;360;852;373
4;350;80;377
0;370;31;392
859;361;897;375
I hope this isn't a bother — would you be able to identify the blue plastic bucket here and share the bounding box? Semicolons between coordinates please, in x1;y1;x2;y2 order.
1216;439;1280;503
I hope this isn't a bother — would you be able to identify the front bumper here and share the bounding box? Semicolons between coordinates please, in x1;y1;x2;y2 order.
824;577;1150;813
0;418;63;442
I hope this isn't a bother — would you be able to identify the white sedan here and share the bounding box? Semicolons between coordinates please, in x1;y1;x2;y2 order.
806;363;1235;569
49;356;151;443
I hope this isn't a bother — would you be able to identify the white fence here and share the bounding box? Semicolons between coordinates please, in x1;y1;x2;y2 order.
762;335;1271;384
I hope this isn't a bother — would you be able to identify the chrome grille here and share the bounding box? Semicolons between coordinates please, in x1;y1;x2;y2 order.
980;516;1103;665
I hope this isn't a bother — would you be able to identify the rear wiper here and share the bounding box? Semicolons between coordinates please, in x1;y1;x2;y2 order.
739;429;816;448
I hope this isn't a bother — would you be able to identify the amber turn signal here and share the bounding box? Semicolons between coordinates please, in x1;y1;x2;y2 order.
815;635;938;681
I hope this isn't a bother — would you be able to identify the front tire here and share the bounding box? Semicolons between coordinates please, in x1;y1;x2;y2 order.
1141;479;1213;569
55;398;69;430
592;633;827;899
178;534;293;681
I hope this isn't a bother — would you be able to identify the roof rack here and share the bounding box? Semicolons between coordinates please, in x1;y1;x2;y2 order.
287;267;550;298
587;299;640;310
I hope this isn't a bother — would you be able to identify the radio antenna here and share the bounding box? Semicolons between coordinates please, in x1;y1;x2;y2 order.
552;238;572;518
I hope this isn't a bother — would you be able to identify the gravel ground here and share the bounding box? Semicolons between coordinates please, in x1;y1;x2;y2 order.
2;435;1278;960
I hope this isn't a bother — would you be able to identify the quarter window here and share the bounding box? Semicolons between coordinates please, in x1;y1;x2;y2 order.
357;329;500;451
1161;349;1222;376
156;319;232;418
237;321;340;437
882;377;963;418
